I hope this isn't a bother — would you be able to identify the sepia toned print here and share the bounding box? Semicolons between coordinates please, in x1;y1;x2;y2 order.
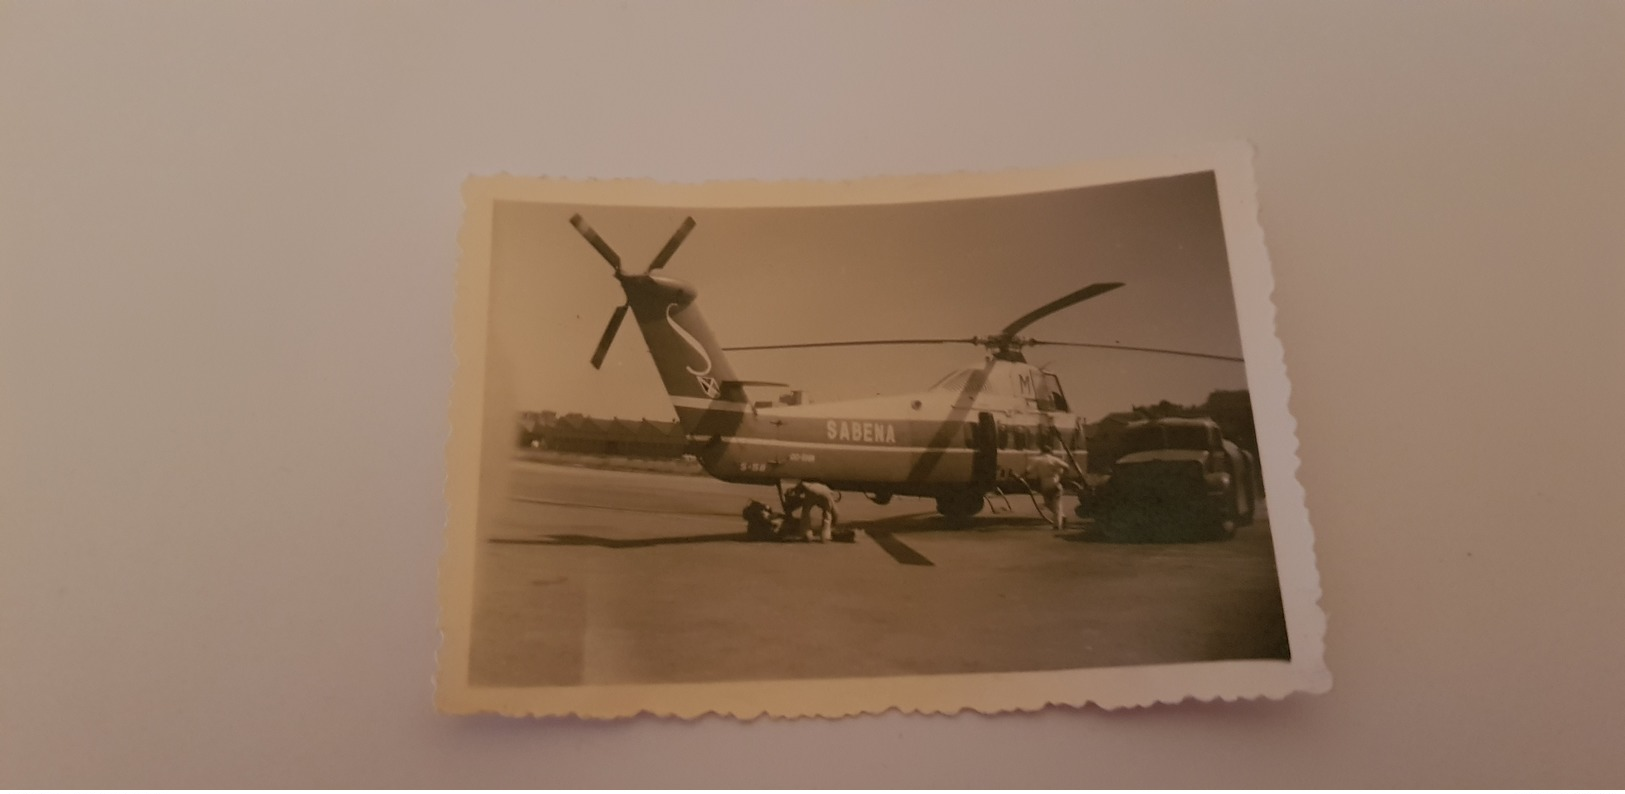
437;144;1328;718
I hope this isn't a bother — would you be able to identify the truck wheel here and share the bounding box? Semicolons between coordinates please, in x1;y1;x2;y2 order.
1072;486;1098;519
1201;499;1236;542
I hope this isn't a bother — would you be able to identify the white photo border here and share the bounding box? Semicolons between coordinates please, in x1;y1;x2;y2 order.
435;142;1329;719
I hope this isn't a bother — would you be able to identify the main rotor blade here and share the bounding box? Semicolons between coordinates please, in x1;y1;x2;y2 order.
1027;339;1244;363
590;304;630;369
569;214;622;271
646;216;697;272
723;338;978;352
999;283;1125;338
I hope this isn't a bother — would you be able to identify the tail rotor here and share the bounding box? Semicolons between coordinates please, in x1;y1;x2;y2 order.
569;214;623;273
589;305;629;370
646;216;696;272
569;214;698;369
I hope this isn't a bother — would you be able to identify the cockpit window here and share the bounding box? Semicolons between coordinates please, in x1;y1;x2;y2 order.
1043;372;1069;412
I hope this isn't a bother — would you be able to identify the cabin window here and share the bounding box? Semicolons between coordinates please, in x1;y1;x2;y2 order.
1043;373;1070;413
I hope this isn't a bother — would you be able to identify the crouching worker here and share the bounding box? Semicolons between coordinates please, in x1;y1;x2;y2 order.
741;499;783;542
784;481;840;543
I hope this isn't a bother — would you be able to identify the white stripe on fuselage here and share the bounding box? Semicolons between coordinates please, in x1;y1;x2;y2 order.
757;394;1047;423
670;396;1063;431
686;436;975;454
670;396;750;411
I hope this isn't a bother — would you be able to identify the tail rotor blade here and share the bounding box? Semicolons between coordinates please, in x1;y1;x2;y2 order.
569;214;622;271
590;304;630;369
647;216;697;272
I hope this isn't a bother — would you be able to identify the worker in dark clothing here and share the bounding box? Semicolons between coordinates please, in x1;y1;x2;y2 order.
741;499;783;541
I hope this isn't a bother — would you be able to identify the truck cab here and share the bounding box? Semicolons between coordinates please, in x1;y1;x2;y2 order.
1085;417;1258;541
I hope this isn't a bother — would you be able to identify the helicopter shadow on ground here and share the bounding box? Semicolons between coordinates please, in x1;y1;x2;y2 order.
485;511;1078;564
489;516;955;565
853;511;1051;536
491;526;938;568
850;510;1061;566
1055;522;1233;545
857;510;1232;547
489;530;753;549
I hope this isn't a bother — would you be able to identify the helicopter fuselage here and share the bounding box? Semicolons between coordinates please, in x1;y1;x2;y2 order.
567;213;1106;514
679;359;1089;500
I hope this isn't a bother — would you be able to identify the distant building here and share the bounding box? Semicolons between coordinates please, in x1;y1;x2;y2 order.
1084;412;1149;473
1082;391;1259;473
517;412;687;459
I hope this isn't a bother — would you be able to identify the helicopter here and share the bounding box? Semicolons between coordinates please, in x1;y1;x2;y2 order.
566;213;1244;520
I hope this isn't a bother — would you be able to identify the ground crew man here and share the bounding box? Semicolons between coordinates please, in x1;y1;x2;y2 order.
1024;444;1071;531
785;481;839;543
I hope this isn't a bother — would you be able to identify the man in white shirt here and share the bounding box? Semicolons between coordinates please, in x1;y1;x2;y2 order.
785;481;840;543
1024;445;1071;531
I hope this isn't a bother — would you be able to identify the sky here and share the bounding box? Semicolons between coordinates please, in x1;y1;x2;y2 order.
487;170;1249;425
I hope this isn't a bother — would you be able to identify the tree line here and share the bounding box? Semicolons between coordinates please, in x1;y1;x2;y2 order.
1083;389;1259;472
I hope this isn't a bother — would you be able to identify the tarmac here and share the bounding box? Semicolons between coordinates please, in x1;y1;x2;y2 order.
467;461;1291;687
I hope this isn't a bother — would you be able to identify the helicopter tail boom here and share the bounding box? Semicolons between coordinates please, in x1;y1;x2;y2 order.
570;215;749;436
621;274;749;431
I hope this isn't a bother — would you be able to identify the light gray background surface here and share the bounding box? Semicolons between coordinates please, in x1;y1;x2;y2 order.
3;1;1622;787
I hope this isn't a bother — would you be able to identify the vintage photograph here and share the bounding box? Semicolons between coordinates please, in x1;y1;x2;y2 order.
437;147;1328;718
